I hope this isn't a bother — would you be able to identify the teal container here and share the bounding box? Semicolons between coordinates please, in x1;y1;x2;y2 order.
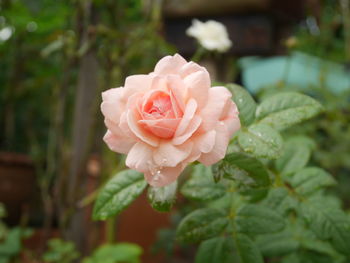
238;52;350;94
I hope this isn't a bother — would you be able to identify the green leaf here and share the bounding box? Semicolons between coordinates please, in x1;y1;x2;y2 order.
93;170;147;220
301;200;350;256
195;237;235;263
235;204;286;235
0;228;22;256
256;230;299;257
223;153;270;187
181;164;225;201
262;187;298;215
256;92;323;130
82;243;142;263
238;124;283;159
291;167;336;196
233;233;264;263
275;136;314;175
227;84;257;126
147;181;177;212
176;208;229;243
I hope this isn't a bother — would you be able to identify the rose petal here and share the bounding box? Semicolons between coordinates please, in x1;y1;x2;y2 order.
144;163;185;187
167;75;186;112
199;123;229;166
195;130;217;153
127;110;159;147
153;140;193;167
101;88;124;123
199;86;232;132
138;118;180;139
126;142;153;172
179;61;204;78
124;74;154;98
174;98;197;138
184;70;210;108
173;115;201;145
154;54;187;75
103;130;135;154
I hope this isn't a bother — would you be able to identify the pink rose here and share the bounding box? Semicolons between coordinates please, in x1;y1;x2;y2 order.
101;54;240;187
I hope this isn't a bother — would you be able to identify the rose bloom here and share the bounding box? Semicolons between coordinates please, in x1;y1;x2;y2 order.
101;54;240;187
186;19;232;52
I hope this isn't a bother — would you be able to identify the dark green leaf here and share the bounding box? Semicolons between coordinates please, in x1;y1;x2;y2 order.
301;200;350;256
195;237;235;263
256;230;299;257
93;170;147;220
262;187;298;215
223;153;270;187
233;233;264;263
181;164;225;201
291;167;336;196
235;204;286;235
176;208;229;243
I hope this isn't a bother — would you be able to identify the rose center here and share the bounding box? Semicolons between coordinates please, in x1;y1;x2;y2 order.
145;93;172;118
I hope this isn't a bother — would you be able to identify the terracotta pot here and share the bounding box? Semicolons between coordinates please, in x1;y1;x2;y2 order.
117;192;171;263
0;152;36;224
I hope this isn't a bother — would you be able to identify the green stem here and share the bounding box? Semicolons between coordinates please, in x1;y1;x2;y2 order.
191;46;206;62
106;218;116;243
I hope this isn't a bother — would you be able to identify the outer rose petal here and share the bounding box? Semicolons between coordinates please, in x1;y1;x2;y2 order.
123;74;154;98
184;70;210;108
221;102;241;136
153;140;193;167
144;163;185;187
179;61;205;78
199;86;232;132
154;54;187;75
199;122;230;166
101;88;124;123
126;142;153;172
103;130;135;154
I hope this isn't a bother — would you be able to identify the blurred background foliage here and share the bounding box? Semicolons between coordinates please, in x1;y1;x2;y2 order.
0;0;349;262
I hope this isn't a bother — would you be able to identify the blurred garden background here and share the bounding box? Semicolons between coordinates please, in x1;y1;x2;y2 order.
0;0;349;262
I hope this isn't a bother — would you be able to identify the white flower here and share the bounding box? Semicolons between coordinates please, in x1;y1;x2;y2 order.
186;19;232;53
0;27;13;42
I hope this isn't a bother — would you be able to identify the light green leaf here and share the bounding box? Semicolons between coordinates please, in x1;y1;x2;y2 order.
227;84;257;126
275;136;314;175
195;237;235;263
256;92;323;130
93;170;147;220
176;208;229;243
235;204;286;235
147;181;177;212
181;164;225;201
82;243;142;263
291;167;336;196
238;123;283;159
233;233;264;263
